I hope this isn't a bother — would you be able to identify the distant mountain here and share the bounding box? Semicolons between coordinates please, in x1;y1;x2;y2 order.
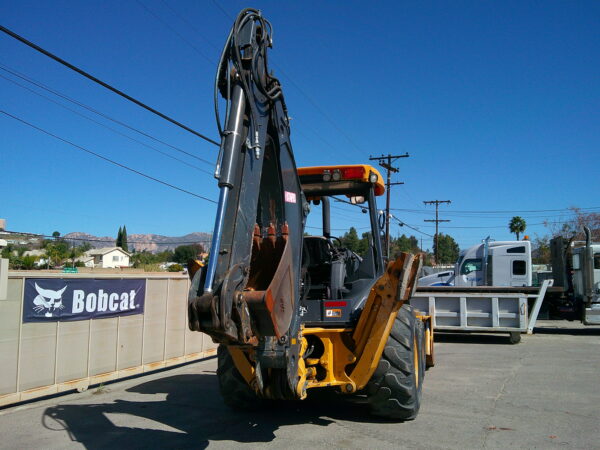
64;231;212;253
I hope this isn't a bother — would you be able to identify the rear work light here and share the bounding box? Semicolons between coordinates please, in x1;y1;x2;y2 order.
341;166;365;180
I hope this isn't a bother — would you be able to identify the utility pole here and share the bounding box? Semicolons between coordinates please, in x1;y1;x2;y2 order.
423;199;451;264
369;153;409;259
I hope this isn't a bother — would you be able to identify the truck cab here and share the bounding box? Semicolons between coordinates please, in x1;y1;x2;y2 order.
297;164;386;326
419;240;532;287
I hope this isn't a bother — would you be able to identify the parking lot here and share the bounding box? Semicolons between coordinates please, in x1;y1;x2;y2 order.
0;320;599;449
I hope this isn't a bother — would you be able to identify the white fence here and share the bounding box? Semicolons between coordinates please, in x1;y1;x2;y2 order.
0;272;217;407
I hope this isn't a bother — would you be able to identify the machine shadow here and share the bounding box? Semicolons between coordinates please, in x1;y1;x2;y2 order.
532;326;600;336
434;332;514;345
42;373;394;448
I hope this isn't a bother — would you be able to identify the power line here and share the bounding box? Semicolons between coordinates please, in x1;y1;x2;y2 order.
423;199;451;263
417;221;564;229
387;210;585;221
135;0;215;65
209;0;368;159
0;64;214;166
1;110;217;204
390;215;435;238
0;72;213;175
3;230;211;245
305;225;370;232
152;1;361;166
0;24;220;146
160;0;220;52
369;153;410;259
390;206;600;214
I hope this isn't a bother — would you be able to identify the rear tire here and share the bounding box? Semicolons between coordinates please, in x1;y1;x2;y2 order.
366;304;423;420
509;332;521;345
217;344;261;410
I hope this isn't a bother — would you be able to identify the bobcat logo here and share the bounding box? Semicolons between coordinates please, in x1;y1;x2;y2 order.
33;283;67;317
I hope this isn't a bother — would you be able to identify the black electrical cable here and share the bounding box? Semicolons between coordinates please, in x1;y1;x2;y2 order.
210;0;365;158
0;64;214;166
390;215;435;238
0;73;213;175
0;24;220;146
1;110;217;204
135;0;215;65
214;8;281;140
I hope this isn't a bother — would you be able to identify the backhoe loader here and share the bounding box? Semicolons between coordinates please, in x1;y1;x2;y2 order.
188;8;434;420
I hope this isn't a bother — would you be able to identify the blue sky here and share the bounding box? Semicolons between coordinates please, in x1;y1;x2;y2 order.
1;0;599;250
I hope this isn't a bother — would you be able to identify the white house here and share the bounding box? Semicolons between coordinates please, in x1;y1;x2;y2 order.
22;249;49;267
83;247;131;268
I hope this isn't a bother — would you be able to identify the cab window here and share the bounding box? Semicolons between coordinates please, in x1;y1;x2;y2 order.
595;254;600;270
460;259;481;275
513;260;527;276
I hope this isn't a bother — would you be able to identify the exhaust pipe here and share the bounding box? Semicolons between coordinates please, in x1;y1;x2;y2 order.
583;226;594;307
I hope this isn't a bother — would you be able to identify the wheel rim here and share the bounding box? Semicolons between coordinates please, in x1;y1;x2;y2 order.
413;335;419;388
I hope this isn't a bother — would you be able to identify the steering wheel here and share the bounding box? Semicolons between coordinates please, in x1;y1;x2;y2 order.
330;236;343;248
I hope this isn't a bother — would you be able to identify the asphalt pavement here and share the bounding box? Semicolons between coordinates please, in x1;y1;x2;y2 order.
1;320;599;449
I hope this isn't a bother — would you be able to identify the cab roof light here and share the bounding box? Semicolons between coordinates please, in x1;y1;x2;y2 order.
341;166;365;180
322;169;332;182
332;169;342;181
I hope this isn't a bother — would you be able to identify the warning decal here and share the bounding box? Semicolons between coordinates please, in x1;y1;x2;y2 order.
325;309;342;318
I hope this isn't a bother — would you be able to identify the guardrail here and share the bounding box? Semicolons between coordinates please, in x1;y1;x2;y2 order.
0;271;217;407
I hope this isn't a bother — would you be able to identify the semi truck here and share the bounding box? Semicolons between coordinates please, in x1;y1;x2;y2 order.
418;238;532;287
412;228;599;339
549;227;600;325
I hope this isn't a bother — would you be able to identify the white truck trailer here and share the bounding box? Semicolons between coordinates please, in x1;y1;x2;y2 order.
412;228;600;342
418;238;532;288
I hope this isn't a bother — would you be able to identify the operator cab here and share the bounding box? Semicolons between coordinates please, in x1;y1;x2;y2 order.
298;165;386;326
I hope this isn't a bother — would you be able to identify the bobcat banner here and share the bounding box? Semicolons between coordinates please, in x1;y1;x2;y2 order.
23;278;145;322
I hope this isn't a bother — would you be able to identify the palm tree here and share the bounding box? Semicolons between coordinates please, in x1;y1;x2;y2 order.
509;216;527;240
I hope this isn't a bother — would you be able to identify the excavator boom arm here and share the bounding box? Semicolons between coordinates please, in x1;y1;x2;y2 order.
188;9;305;398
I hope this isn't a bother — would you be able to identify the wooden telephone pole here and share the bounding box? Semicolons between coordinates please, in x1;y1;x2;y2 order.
369;153;409;259
423;199;451;264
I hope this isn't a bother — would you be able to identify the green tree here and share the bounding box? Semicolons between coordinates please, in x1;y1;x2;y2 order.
116;226;123;248
357;232;371;256
389;234;420;257
156;249;175;262
532;236;551;264
121;225;128;252
173;244;204;264
52;231;61;240
66;245;86;268
544;206;600;241
167;263;184;272
79;241;93;252
433;233;459;264
509;216;527;240
45;240;70;267
340;227;361;253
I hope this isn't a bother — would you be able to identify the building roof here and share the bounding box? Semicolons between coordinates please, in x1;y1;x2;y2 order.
86;247;131;257
23;249;46;257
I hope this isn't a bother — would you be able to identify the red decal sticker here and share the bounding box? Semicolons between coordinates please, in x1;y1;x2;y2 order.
324;301;347;307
